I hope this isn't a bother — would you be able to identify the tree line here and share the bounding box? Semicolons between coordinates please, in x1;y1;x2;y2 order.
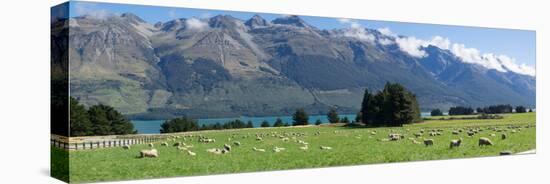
431;104;532;116
70;97;136;136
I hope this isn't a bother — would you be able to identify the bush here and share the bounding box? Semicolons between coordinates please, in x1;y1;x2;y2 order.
448;106;474;115
327;108;339;123
260;120;270;127
273;118;284;127
315;119;322;125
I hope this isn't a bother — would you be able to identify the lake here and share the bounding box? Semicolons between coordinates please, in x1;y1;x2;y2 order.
131;112;433;134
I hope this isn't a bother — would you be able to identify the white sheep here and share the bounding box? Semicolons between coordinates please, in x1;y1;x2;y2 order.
320;146;332;150
478;137;494;146
148;143;154;148
449;138;463;149
161;142;168;146
233;141;241;146
299;145;309;150
224;144;232;151
253;147;266;152
140;149;159;158
273;146;286;152
187;150;196;156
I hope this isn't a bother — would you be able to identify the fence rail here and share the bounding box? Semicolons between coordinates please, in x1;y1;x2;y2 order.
51;135;165;150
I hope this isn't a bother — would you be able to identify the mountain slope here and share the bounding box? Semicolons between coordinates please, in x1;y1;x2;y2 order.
62;13;535;119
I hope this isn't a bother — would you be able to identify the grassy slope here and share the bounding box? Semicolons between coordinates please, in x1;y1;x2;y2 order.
64;113;536;183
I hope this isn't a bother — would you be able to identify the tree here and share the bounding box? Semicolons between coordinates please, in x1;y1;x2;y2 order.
359;82;420;127
529;108;533;113
327;107;340;123
160;116;199;133
292;108;309;126
515;106;527;113
315;119;322;125
86;104;136;135
449;106;474;115
273;118;284;127
355;112;362;123
430;109;443;116
260;120;270;127
246;121;254;128
341;117;350;123
283;122;290;127
69;97;92;136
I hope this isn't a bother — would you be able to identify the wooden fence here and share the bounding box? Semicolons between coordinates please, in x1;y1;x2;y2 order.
51;135;165;150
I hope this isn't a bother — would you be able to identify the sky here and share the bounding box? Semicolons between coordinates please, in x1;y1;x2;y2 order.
61;1;536;74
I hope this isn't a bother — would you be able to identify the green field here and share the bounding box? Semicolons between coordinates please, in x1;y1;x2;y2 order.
58;113;536;183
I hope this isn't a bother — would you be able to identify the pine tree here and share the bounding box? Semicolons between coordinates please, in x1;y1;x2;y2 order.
292;108;309;126
327;107;340;123
260;120;270;127
273;118;284;127
69;97;92;136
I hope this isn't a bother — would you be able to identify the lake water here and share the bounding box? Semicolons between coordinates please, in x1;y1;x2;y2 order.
132;112;433;134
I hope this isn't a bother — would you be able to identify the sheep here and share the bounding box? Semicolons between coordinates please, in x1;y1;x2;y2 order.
252;147;265;152
206;148;223;154
429;132;437;137
370;131;377;135
256;137;263;141
177;146;188;151
297;140;308;145
148;143;154;148
122;145;131;149
449;138;463;149
412;140;421;144
320;146;333;150
186;150;196;156
224;144;232;151
233;141;241;146
299;145;309;150
173;142;182;147
452;131;459;135
161;142;168;146
490;133;496;137
282;137;290;142
273;146;286;152
423;139;434;146
478;137;494;146
467;131;475;136
414;133;423;138
140;149;159;158
501;133;507;140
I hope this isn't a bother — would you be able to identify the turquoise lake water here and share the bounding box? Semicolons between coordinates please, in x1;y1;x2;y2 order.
131;112;432;134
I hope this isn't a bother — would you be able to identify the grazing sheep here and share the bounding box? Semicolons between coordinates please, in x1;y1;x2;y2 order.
429;132;437;137
122;145;131;149
187;150;196;156
173;142;182;147
490;133;496;137
206;148;223;154
140;149;159;158
412;140;421;144
148;143;154;148
252;147;265;152
449;138;463;149
467;131;475;136
161;142;168;146
501;134;507;140
500;151;513;155
177;146;188;151
256;137;263;141
299;145;309;150
224;144;232;151
273;146;286;152
282;137;290;142
320;146;332;150
371;131;377;135
297;140;308;145
233;141;241;146
414;133;422;138
478;137;494;146
423;139;434;146
452;131;459;135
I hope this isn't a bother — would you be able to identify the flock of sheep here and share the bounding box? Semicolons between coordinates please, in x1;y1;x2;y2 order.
125;123;534;159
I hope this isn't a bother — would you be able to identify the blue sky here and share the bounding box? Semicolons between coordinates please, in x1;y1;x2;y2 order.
65;1;536;69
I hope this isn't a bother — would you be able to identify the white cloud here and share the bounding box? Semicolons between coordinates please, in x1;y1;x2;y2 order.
450;43;535;76
185;18;209;31
395;36;428;57
377;27;396;37
337;19;375;43
74;3;114;20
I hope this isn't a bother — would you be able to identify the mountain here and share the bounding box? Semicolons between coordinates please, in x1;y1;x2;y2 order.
56;13;536;119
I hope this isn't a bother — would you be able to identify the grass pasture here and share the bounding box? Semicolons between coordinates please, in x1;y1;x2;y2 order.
59;113;536;183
